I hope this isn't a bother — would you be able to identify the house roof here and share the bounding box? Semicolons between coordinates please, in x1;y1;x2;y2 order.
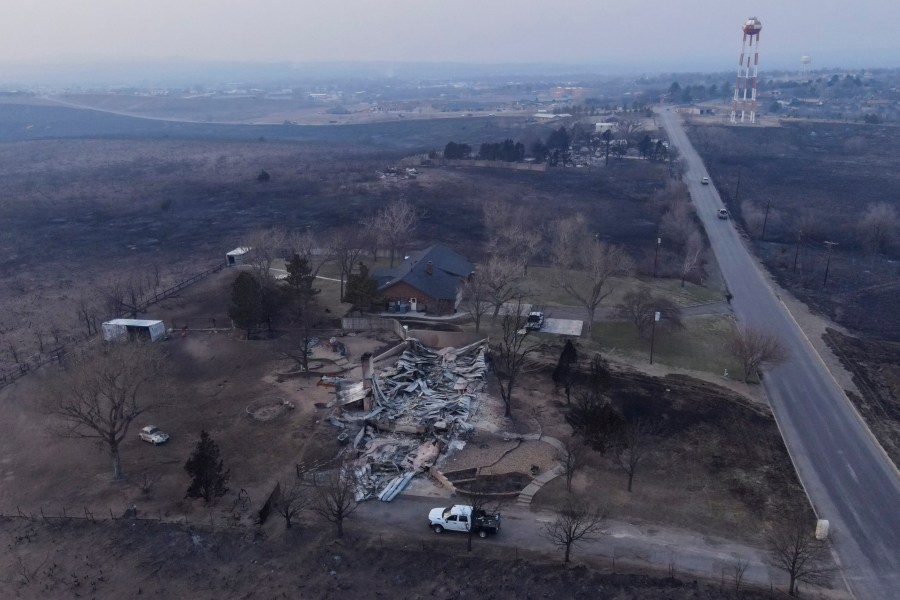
373;244;473;301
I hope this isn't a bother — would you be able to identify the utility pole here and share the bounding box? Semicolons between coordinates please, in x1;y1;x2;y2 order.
823;241;838;287
649;311;660;364
653;237;661;277
761;198;771;240
793;229;803;273
734;167;742;204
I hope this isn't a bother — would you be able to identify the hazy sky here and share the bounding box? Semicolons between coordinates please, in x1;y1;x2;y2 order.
2;1;896;72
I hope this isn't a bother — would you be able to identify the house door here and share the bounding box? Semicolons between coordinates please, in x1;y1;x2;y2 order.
410;298;417;312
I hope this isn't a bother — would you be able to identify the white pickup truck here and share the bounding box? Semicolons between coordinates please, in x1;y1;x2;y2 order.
428;505;501;538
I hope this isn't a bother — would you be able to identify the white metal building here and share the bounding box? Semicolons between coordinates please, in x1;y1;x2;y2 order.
102;319;167;343
226;247;251;266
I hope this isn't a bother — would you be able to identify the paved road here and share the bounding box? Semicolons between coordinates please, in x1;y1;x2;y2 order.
659;108;900;600
357;495;784;587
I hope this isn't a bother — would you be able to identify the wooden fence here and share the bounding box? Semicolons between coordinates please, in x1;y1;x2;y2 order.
0;262;225;390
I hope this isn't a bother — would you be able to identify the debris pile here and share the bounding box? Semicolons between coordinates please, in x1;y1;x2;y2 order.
338;340;488;501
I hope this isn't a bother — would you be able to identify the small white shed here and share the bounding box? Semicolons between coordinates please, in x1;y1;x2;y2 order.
226;247;251;266
102;319;167;343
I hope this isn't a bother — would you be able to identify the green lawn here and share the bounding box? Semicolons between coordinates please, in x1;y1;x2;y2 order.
524;266;724;309
589;314;744;376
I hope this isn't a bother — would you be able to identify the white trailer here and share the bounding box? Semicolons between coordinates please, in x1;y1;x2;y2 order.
102;319;167;343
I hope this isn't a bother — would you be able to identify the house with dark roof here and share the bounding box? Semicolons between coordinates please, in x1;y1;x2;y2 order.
372;244;473;315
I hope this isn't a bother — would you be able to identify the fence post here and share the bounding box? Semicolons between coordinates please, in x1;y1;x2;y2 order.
40;507;46;522
109;507;114;520
62;507;67;519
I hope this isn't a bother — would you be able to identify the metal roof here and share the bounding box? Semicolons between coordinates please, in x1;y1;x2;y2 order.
374;244;473;300
104;319;164;327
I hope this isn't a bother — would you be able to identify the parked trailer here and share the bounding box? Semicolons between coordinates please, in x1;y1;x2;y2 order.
102;319;167;343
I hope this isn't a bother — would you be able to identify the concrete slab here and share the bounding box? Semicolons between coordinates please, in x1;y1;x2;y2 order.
541;318;583;336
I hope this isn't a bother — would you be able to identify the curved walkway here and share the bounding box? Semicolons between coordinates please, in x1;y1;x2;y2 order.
498;431;567;507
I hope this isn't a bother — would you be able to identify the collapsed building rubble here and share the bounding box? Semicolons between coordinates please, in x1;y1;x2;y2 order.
329;339;488;502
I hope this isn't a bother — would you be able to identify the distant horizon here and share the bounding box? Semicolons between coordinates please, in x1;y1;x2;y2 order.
1;57;896;88
3;1;899;86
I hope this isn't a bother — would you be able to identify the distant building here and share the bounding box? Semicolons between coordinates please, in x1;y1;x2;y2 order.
373;244;473;315
594;122;615;134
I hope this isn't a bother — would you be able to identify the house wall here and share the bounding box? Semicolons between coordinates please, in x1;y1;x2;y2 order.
381;281;456;315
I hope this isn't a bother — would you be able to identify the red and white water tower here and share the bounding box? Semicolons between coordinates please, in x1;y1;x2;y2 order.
731;17;762;124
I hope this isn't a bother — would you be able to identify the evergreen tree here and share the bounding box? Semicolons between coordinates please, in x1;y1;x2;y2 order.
184;430;230;503
284;253;320;307
228;271;263;336
552;340;579;405
344;263;382;312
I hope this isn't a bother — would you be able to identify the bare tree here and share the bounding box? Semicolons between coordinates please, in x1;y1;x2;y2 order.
458;272;492;333
280;309;324;375
680;230;705;287
311;463;361;538
491;299;545;418
615;117;645;145
480;256;525;318
543;498;607;563
49;343;170;480
613;287;684;339
857;201;898;254
375;198;417;267
562;436;588;493
726;325;789;383
329;226;364;301
728;556;751;594
767;509;834;596
75;296;99;337
104;275;145;318
274;477;312;529
242;227;287;287
483;199;542;272
360;212;383;260
552;216;634;336
613;418;658;492
8;342;20;364
34;328;45;354
280;254;323;375
658;200;696;247
286;227;329;277
740;199;766;237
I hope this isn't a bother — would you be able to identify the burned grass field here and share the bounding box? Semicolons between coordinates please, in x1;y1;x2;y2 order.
0;101;670;374
0;517;776;600
687;119;900;469
687;119;900;342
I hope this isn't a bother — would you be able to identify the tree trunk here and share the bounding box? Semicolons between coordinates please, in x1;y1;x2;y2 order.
336;518;344;538
111;444;124;481
788;574;797;596
585;307;596;335
285;517;293;529
564;543;571;563
627;471;634;492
